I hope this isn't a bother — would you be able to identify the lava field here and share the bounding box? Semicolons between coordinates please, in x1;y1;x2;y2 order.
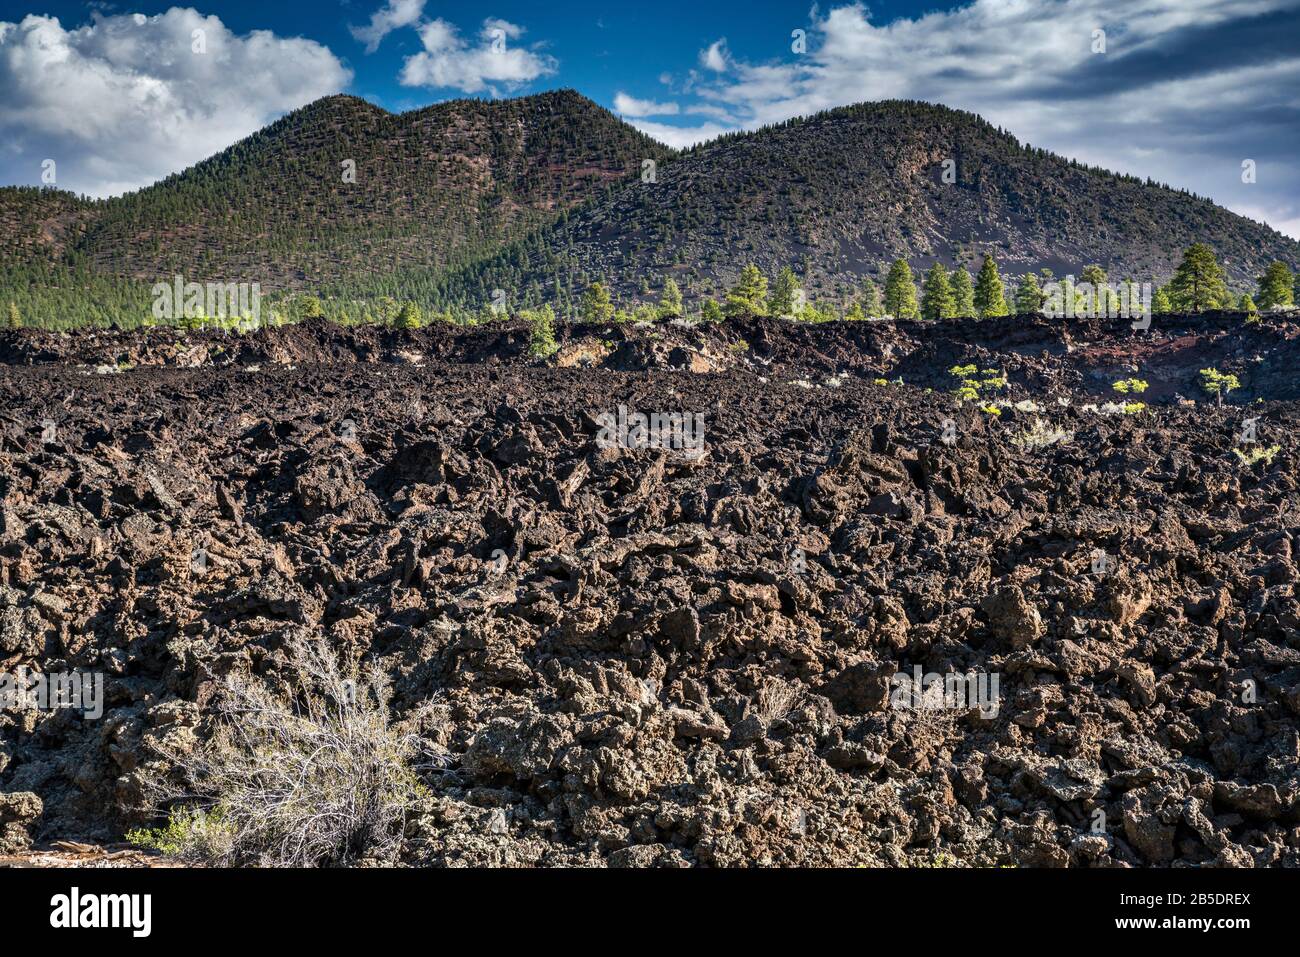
1;312;1298;867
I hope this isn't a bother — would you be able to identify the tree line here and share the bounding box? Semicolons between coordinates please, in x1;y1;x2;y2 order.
3;243;1295;332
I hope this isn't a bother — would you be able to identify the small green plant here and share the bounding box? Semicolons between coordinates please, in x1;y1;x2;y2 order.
950;363;1006;403
873;378;889;386
1199;368;1240;405
729;339;749;353
1112;378;1148;394
981;404;1002;416
1234;444;1280;467
1122;402;1146;414
127;807;231;857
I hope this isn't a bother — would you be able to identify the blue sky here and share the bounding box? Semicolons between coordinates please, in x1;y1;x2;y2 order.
2;0;1299;238
8;0;971;112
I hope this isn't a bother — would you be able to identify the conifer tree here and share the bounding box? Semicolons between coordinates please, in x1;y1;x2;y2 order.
1153;286;1173;314
920;263;955;320
1168;244;1229;313
859;278;882;316
1014;273;1043;314
768;267;800;317
1255;261;1294;310
297;295;324;320
395;301;423;329
658;278;684;319
1079;264;1115;315
884;259;919;319
724;264;769;317
950;267;976;318
375;296;399;325
974;254;1009;318
581;282;615;323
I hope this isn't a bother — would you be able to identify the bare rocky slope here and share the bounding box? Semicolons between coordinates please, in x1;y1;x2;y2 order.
1;313;1298;867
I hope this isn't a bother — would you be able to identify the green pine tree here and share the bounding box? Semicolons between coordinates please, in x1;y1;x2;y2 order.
1153;286;1173;314
700;298;723;323
395;301;423;329
297;295;324;320
581;282;615;323
1255;261;1294;310
1080;264;1116;315
375;296;399;325
768;267;800;317
974;254;1009;318
724;264;769;317
4;302;19;330
1168;243;1229;313
527;305;558;357
658;278;684;319
920;263;955;321
859;278;882;316
884;259;919;319
950;267;976;318
1014;273;1043;314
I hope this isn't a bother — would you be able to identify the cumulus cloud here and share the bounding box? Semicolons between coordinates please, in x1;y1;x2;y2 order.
0;9;351;198
349;0;426;54
699;39;729;72
614;92;679;118
399;17;556;94
637;0;1300;238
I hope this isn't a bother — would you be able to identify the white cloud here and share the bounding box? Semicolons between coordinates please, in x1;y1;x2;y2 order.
0;9;351;198
399;17;556;94
626;119;734;150
349;0;426;54
640;0;1300;239
682;103;738;122
481;18;525;42
614;92;679;117
699;39;729;72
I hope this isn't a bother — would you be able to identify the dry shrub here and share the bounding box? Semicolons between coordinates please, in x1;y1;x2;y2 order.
896;681;961;754
754;679;800;725
144;633;424;867
1012;417;1073;450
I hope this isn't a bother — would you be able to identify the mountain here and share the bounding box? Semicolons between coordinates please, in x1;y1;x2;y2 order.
434;100;1300;312
0;90;673;327
3;95;1297;328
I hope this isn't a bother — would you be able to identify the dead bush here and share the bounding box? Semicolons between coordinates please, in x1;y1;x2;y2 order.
140;633;425;867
